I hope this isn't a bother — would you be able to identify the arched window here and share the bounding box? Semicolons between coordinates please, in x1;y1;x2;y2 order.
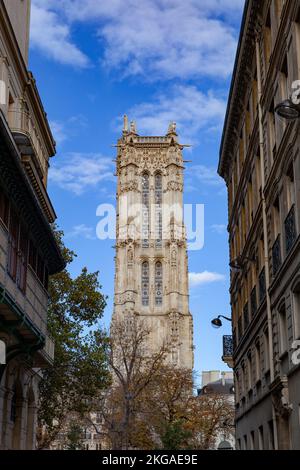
155;261;163;306
155;173;162;247
142;173;150;248
142;261;149;306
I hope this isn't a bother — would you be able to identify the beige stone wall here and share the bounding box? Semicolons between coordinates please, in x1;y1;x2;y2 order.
3;0;31;65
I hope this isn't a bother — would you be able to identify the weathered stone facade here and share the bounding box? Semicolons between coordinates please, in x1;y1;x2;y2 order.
0;0;64;449
112;119;193;370
219;0;300;450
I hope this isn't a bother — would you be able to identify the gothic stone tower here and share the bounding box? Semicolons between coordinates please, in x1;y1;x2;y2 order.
112;117;193;370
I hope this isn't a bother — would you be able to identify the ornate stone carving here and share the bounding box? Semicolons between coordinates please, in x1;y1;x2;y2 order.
166;181;183;192
120;180;139;193
271;377;293;420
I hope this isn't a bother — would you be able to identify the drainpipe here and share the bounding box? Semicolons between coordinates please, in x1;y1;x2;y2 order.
255;33;278;450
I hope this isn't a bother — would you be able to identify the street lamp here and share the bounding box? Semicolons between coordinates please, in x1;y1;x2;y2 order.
275;99;300;121
211;315;232;329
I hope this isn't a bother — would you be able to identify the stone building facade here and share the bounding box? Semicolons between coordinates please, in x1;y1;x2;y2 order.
198;371;235;450
219;0;300;450
0;0;64;449
112;118;193;370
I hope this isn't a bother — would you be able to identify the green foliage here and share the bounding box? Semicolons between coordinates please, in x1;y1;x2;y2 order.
38;227;111;448
65;423;84;450
161;420;192;450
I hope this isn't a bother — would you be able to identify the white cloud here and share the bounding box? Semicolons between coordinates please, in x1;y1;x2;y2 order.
30;0;244;79
49;153;114;195
188;164;224;187
211;224;227;234
122;85;226;142
50;115;89;147
50;120;67;145
189;271;225;287
30;1;89;67
65;224;96;240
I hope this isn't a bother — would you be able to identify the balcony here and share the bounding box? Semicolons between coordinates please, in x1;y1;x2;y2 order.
272;234;282;277
285;205;297;255
7;109;56;223
0;224;52;366
222;335;233;368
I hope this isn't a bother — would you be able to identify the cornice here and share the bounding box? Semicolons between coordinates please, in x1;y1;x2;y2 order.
218;0;263;182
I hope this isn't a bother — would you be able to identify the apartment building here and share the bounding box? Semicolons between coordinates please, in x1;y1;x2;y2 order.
0;0;64;449
219;0;300;450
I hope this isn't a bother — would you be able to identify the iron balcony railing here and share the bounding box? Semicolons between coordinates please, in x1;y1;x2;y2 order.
223;335;233;357
285;205;297;254
272;234;282;277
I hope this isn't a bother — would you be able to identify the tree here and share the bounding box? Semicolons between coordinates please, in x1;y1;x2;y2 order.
65;422;84;450
98;315;170;450
131;367;234;450
37;227;111;449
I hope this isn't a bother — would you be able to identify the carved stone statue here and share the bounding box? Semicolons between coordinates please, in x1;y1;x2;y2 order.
130;120;137;134
167;121;177;134
123;114;129;133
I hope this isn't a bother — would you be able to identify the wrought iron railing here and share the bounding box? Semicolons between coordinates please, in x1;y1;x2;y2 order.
251;286;257;317
285;205;297;254
223;335;233;357
272;234;282;277
259;267;266;303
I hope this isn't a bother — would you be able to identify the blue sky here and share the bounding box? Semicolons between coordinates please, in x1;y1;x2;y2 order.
29;0;245;385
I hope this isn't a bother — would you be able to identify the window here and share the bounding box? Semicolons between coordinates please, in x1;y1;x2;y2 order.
286;164;295;212
250;431;255;450
243;434;248;450
264;9;272;68
268;99;276;164
268;420;275;450
141;261;149;306
7;208;19;282
278;303;288;355
155;261;163;306
258;426;264;450
280;55;289;102
272;197;282;277
155;173;162;247
264;328;270;372
241;362;246;396
10;383;17;422
292;282;300;339
0;187;9;226
247;351;253;391
18;226;28;293
255;339;261;382
285;165;297;254
29;239;37;271
142;173;150;248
